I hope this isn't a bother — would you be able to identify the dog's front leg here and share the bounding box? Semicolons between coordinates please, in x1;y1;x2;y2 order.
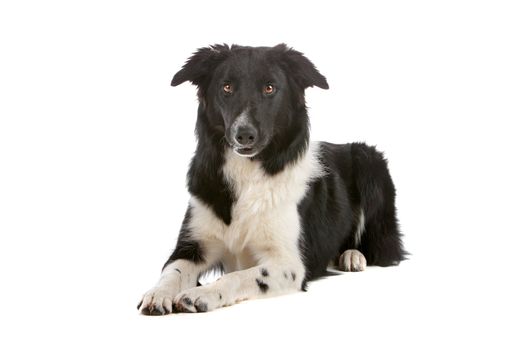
173;260;305;313
138;207;222;315
138;259;211;315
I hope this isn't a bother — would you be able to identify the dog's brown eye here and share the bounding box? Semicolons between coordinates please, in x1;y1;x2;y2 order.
264;84;274;94
223;83;233;94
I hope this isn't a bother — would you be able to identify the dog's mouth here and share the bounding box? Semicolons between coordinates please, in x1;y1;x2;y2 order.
233;146;259;158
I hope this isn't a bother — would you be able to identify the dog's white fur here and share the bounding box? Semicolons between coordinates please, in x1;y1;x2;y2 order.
140;142;326;312
355;208;366;246
140;259;208;314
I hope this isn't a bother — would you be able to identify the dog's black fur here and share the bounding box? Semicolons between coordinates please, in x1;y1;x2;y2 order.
168;44;405;285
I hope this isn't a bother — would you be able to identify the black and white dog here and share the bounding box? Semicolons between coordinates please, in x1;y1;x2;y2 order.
138;44;406;315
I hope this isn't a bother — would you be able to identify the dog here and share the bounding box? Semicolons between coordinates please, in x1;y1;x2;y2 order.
138;44;406;315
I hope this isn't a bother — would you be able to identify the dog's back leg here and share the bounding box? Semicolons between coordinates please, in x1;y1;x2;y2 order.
345;143;407;267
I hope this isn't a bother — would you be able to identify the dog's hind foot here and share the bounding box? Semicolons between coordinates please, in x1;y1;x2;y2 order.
339;249;367;272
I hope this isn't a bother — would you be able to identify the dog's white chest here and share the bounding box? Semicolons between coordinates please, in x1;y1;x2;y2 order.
222;144;323;252
188;143;324;257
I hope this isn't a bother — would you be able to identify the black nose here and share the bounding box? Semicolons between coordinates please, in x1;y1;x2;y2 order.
235;126;258;146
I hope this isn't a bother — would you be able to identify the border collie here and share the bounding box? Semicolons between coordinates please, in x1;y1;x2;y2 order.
138;44;406;314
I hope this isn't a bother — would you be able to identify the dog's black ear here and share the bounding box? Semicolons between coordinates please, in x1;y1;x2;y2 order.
171;44;231;87
273;44;329;90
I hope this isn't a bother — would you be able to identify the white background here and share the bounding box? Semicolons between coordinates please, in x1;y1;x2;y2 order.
1;0;524;349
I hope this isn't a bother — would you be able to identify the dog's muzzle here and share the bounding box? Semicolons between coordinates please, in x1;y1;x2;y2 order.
232;124;259;157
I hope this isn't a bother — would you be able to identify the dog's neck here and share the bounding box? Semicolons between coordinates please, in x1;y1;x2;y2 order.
247;107;312;175
255;111;310;175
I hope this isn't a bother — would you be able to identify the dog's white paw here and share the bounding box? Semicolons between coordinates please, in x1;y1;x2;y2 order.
339;249;367;272
138;286;178;316
174;286;224;313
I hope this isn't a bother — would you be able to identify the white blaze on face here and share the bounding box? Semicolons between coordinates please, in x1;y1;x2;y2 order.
231;110;258;157
231;110;250;137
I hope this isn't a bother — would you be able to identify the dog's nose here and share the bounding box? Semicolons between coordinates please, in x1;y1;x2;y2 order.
235;126;258;146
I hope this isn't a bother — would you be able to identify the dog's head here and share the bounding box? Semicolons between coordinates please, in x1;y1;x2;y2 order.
171;44;328;157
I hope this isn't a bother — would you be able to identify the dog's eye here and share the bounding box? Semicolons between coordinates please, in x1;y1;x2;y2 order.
264;84;274;95
223;83;233;94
